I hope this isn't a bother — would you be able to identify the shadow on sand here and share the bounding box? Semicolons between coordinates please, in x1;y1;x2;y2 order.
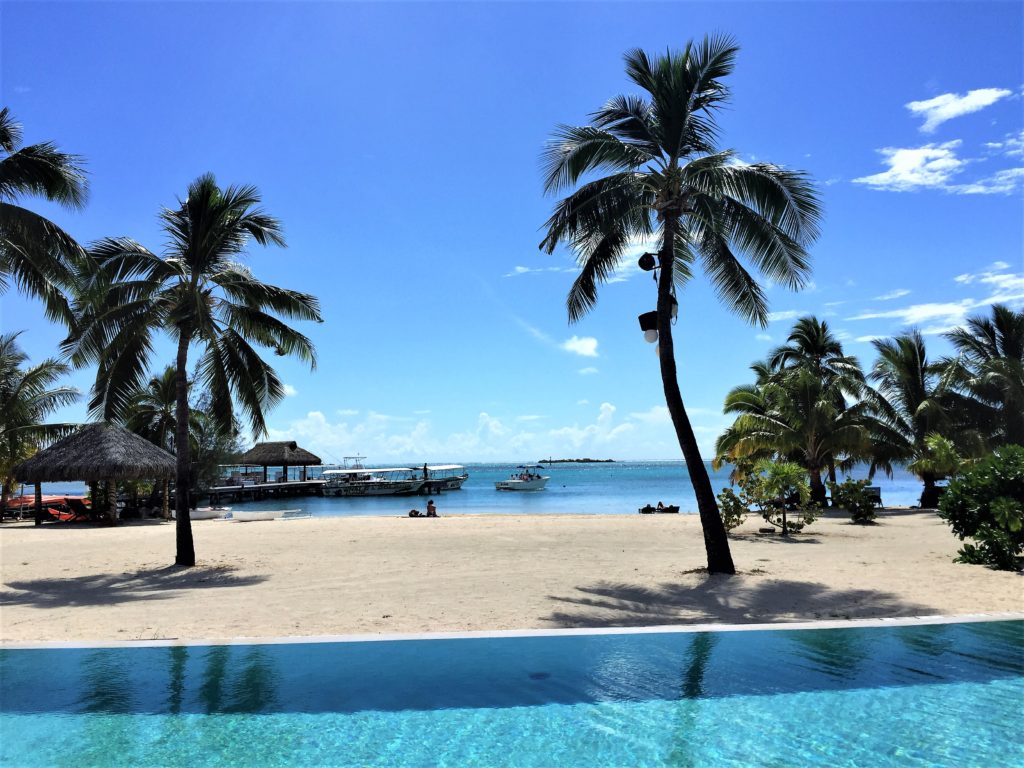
1;565;268;609
544;577;936;628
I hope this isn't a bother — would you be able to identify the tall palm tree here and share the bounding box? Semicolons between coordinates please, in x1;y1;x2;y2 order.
0;108;88;324
943;304;1024;448
123;366;188;519
539;37;822;574
66;174;321;566
715;364;869;505
0;332;79;509
869;331;954;507
769;316;866;492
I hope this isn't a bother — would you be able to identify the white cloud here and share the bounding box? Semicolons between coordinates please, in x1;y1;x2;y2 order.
854;335;887;343
984;129;1024;158
755;333;772;341
907;88;1012;133
576;399;589;406
282;384;298;397
766;309;807;322
578;366;598;375
873;289;911;301
517;414;544;422
853;141;966;191
561;335;599;357
847;300;976;327
629;405;671;425
504;264;576;278
951;167;1024;195
336;409;359;417
823;300;846;308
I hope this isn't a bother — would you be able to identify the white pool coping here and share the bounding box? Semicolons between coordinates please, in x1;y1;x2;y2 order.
3;612;1022;650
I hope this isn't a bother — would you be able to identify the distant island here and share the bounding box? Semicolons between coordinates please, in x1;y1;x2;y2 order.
537;458;615;464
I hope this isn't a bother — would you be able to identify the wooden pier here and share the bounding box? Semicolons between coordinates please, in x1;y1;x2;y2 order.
208;479;326;505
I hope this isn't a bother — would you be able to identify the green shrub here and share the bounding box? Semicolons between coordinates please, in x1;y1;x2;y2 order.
716;487;749;532
830;478;877;524
938;446;1024;571
743;460;817;535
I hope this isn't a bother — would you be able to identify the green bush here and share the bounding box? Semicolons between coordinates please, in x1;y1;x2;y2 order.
716;487;749;532
938;446;1024;571
830;478;877;524
742;459;818;535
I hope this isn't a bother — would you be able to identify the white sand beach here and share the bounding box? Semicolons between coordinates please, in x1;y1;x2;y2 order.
1;512;1021;644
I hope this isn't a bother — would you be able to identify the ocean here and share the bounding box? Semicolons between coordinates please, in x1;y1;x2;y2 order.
26;462;930;516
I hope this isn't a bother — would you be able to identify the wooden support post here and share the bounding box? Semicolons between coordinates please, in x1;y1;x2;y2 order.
34;482;43;526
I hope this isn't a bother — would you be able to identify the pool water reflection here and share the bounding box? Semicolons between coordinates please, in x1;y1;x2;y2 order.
2;620;1021;767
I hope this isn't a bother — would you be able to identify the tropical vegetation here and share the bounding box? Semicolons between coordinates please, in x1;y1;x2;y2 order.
539;37;822;574
716;305;1024;511
0;108;88;324
65;174;322;566
0;332;79;510
939;445;1024;570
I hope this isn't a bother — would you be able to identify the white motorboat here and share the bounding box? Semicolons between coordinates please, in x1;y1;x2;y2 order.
231;508;302;522
495;465;550;491
323;457;424;497
420;464;469;491
174;507;230;520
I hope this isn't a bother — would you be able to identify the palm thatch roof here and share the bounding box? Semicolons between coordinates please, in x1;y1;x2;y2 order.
238;441;321;466
13;422;176;482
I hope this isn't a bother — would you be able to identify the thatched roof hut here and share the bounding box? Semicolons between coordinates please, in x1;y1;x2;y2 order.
13;421;176;483
237;441;321;482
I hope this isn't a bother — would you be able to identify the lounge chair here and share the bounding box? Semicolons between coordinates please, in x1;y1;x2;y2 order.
864;487;882;508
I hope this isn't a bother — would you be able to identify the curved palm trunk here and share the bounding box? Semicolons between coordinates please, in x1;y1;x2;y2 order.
658;217;735;575
808;467;827;506
174;332;196;566
919;472;940;509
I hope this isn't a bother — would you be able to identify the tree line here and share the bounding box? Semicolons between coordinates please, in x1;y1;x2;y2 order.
0;107;321;566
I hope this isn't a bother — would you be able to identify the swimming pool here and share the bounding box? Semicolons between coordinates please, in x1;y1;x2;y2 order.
2;619;1021;767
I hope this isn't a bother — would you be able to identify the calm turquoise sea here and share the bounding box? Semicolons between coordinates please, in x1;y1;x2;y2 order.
32;462;930;517
22;462;932;517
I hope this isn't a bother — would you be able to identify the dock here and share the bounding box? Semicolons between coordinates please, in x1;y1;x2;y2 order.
208;479;326;505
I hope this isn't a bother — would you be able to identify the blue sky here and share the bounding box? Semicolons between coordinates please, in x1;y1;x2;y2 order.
2;1;1021;462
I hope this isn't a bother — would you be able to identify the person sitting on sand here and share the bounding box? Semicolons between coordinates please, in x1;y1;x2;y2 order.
426;499;437;517
656;501;665;510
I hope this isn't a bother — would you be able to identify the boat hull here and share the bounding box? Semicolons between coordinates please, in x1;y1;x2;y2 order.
324;480;424;497
231;509;300;522
494;477;549;491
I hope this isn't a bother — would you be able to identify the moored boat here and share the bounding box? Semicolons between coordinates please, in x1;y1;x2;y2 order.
230;508;301;522
323;457;424;496
420;464;469;491
495;466;549;491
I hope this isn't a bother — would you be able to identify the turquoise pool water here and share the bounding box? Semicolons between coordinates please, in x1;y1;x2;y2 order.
2;620;1021;767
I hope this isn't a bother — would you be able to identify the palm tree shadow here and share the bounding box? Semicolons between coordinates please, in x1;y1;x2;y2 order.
1;565;267;608
544;577;936;628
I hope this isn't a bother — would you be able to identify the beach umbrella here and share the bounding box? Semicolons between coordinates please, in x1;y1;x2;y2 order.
12;421;176;525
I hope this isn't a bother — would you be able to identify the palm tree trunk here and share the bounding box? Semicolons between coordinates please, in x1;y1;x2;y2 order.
920;472;939;509
657;216;735;575
808;467;826;506
174;332;196;566
827;460;837;506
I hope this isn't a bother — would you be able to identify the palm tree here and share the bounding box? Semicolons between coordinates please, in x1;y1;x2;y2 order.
0;108;88;324
0;332;79;510
943;304;1024;448
715;364;869;505
869;331;955;507
769;316;866;492
66;174;321;566
123;366;187;519
539;37;822;574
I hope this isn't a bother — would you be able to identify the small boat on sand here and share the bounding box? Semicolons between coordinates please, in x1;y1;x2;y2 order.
231;509;302;522
190;507;231;520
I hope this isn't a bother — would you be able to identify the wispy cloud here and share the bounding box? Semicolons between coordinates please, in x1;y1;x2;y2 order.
336;409;359;417
907;88;1012;133
561;336;599;357
504;264;576;278
873;288;911;301
853;140;1023;195
578;366;599;375
517;414;544;422
755;333;772;341
854;335;887;343
984;129;1024;159
766;309;807;323
282;384;298;397
853;141;966;191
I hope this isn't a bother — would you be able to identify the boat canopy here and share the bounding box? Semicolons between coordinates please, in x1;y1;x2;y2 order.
426;464;465;471
323;467;415;476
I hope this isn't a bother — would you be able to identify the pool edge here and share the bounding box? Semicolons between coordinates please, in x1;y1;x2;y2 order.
3;611;1022;650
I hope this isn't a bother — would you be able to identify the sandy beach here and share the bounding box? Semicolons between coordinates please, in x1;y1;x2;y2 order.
1;511;1020;644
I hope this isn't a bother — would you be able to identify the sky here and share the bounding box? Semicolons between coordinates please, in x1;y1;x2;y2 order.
1;1;1022;463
